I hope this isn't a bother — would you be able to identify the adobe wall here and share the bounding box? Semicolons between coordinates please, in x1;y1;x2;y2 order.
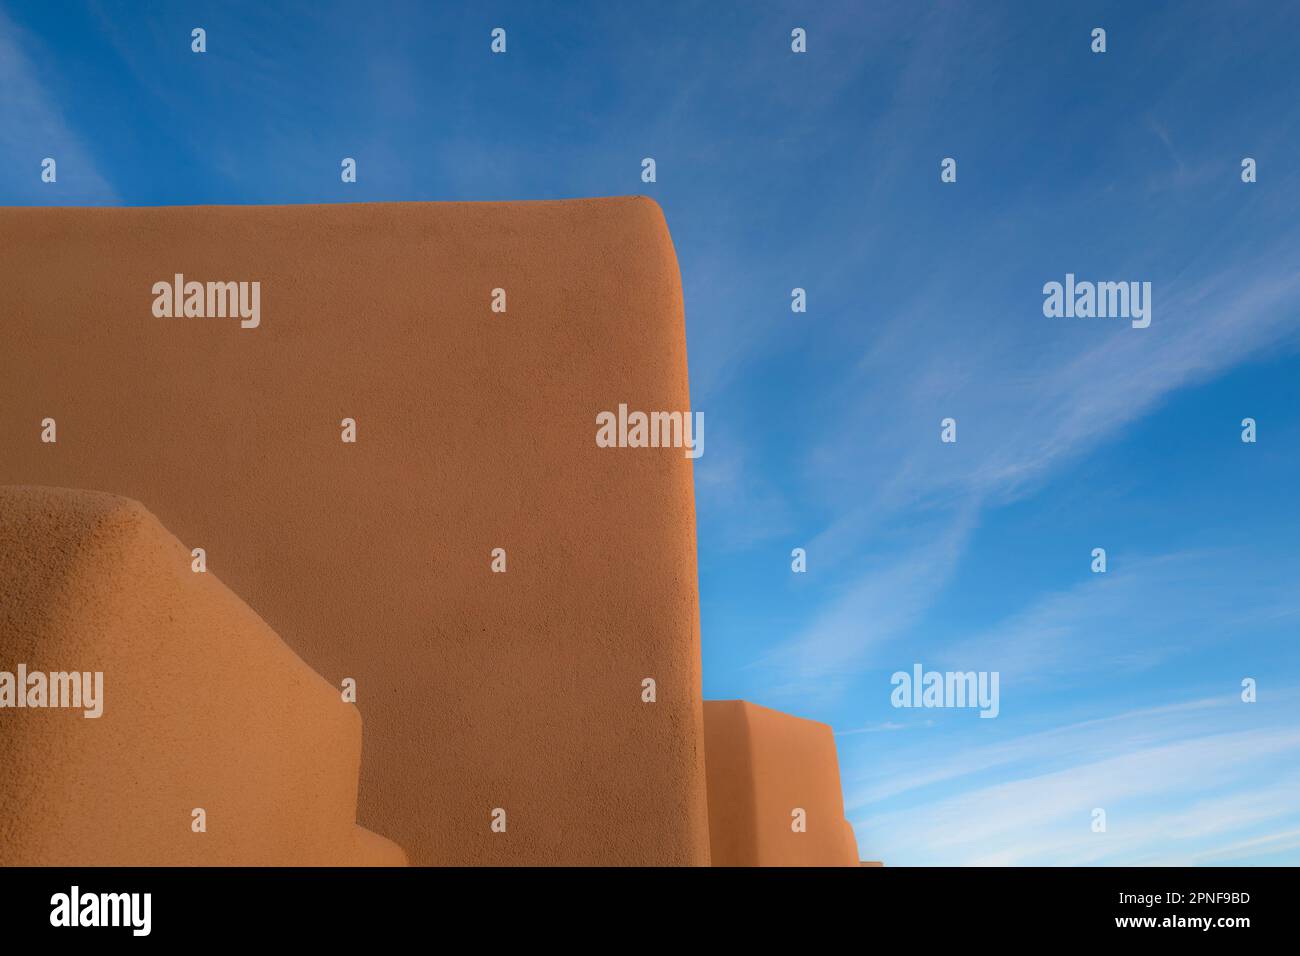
0;199;709;865
704;700;860;866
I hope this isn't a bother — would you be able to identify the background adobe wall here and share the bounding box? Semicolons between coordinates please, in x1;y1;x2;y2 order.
0;199;709;865
704;700;861;866
0;485;405;865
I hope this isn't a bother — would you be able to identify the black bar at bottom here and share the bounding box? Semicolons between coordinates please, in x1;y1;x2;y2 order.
0;866;1284;942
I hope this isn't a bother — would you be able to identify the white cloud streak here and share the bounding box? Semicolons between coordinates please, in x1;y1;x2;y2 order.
0;8;116;204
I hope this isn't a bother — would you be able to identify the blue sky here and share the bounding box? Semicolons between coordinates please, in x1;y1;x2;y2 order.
3;1;1297;865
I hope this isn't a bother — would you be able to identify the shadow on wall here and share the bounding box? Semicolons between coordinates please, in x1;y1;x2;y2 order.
0;485;405;866
0;486;868;866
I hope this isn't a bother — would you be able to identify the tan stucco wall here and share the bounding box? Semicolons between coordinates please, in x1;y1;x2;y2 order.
0;198;709;865
704;700;860;866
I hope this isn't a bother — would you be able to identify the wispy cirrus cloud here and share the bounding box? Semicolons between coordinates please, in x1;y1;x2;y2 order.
752;506;976;703
849;690;1300;865
940;547;1300;686
0;7;116;204
837;719;933;736
757;240;1300;703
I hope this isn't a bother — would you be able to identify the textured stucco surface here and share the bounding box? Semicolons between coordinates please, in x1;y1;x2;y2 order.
0;485;405;866
0;199;709;866
703;700;860;866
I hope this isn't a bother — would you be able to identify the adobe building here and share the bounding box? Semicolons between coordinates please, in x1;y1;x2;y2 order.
703;700;861;866
0;199;710;866
0;486;405;866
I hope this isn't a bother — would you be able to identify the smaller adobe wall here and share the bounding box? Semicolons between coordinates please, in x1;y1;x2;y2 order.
0;485;405;866
704;700;860;866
